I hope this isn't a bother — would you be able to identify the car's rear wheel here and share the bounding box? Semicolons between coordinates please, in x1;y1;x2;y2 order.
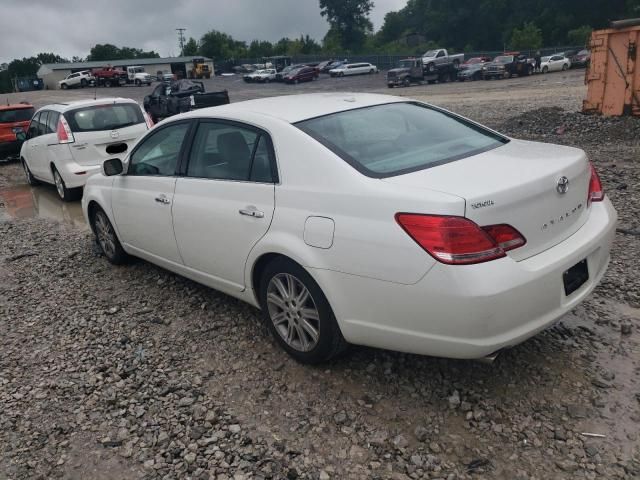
562;64;568;71
23;160;40;186
52;167;81;202
259;258;347;364
91;208;128;264
104;79;112;87
61;83;68;90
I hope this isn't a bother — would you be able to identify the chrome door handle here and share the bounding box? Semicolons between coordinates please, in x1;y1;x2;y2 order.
239;208;264;218
155;195;170;205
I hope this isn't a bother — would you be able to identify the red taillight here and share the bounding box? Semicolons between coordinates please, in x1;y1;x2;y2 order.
588;163;604;204
395;214;526;265
56;117;74;144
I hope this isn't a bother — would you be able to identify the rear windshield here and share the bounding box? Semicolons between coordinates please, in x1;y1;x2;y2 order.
64;103;144;132
295;102;508;178
0;107;35;123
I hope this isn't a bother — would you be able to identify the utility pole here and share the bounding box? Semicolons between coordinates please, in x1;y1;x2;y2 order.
176;28;186;56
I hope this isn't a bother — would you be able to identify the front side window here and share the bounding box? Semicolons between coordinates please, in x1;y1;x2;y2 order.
65;103;144;132
296;102;508;178
128;122;189;176
187;121;275;182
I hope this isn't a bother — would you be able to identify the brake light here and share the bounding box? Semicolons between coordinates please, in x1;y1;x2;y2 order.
56;116;74;144
588;163;604;204
143;111;154;129
395;214;526;265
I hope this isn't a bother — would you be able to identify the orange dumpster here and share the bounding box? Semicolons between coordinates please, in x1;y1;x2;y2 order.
583;18;640;117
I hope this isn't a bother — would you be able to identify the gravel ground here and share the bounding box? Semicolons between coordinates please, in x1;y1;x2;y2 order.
1;69;639;480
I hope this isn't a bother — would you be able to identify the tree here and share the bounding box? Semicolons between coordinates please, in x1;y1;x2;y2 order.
319;0;374;52
567;25;592;46
183;37;199;56
509;22;543;50
199;30;246;60
87;44;160;62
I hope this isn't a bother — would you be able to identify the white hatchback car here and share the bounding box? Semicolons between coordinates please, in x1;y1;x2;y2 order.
82;93;616;364
541;55;571;73
20;98;152;201
329;63;378;77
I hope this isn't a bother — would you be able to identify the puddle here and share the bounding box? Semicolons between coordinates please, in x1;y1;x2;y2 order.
0;184;87;230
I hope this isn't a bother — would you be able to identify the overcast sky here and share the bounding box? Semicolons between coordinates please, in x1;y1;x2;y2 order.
0;0;407;63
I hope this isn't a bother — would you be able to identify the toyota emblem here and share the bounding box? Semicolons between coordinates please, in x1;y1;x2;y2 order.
110;130;119;139
556;176;569;194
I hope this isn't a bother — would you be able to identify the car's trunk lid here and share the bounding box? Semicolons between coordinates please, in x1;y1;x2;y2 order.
69;123;147;166
382;139;592;261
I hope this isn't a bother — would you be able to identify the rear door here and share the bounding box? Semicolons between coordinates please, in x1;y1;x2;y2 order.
25;112;47;178
64;102;148;166
111;121;191;264
172;119;276;291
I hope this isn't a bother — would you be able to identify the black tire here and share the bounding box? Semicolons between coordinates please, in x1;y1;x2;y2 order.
542;66;549;74
135;79;141;86
22;159;40;186
61;83;68;90
294;79;299;85
52;166;81;202
259;258;348;364
452;59;460;70
387;84;394;88
339;72;344;77
90;207;129;265
562;64;568;71
265;78;270;83
427;63;436;74
403;78;411;87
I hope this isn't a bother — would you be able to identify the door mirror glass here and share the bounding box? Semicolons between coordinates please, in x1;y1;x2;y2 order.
15;131;27;142
103;158;124;176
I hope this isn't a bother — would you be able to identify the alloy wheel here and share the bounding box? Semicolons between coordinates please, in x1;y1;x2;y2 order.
94;211;117;259
266;273;320;352
53;170;65;199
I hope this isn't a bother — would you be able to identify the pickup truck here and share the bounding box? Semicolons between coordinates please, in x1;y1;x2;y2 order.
421;49;464;74
387;58;458;88
92;67;127;87
126;66;152;86
482;54;533;79
143;79;230;122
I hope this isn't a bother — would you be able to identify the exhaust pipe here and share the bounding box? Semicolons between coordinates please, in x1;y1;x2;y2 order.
476;350;501;364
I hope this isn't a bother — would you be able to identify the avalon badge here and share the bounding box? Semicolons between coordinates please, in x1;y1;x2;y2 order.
557;176;569;194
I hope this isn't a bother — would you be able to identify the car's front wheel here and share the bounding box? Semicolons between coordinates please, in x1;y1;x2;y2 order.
52;167;81;202
259;258;347;364
91;208;128;264
61;83;68;90
23;160;40;186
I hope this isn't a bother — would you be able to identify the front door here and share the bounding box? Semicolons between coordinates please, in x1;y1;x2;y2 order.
172;120;277;291
111;121;191;265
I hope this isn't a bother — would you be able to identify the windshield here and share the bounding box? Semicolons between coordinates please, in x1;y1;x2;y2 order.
296;102;508;178
0;107;35;123
465;57;482;64
424;50;439;57
494;56;513;63
578;50;589;56
397;60;414;68
64;103;144;132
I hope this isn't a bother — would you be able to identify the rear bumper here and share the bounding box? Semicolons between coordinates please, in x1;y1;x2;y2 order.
56;160;102;188
313;199;617;359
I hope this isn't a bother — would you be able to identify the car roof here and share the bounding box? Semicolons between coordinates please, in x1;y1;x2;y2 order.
38;97;140;112
0;103;34;111
184;93;407;124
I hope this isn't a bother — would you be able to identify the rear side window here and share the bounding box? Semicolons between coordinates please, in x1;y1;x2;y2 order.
64;103;144;132
46;111;60;134
0;107;35;123
296;102;508;178
38;111;49;136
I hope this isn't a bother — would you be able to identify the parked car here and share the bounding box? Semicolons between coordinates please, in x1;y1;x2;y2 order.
58;70;94;89
233;64;256;74
483;54;533;79
157;71;176;83
82;93;616;364
571;49;591;68
541;55;571;73
283;66;318;84
421;49;465;74
457;57;492;81
143;80;230;123
243;69;277;83
329;63;378;77
275;64;308;82
0;103;34;161
18;98;152;201
320;60;346;73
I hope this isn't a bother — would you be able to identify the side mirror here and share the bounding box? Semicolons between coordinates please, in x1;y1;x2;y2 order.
103;158;124;176
15;131;27;142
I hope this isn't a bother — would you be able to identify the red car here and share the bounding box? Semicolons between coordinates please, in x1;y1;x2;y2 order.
284;66;318;84
0;103;34;161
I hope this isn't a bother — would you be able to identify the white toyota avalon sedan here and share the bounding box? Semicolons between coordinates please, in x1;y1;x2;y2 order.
82;93;617;364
